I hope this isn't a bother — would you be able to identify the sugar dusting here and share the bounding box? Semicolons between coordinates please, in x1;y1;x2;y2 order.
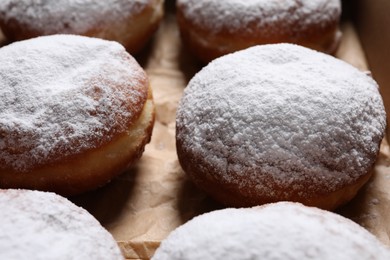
0;35;147;171
0;0;149;35
177;0;341;34
152;202;390;259
176;44;386;199
0;189;123;260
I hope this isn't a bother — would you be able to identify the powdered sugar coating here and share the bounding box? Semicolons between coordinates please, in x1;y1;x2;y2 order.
177;0;341;34
0;189;123;260
152;202;390;260
176;44;386;202
0;0;149;36
0;35;147;171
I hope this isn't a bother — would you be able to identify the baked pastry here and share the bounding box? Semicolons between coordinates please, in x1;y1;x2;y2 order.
176;43;386;210
176;0;342;62
152;202;390;260
0;0;164;54
0;189;124;260
0;34;154;195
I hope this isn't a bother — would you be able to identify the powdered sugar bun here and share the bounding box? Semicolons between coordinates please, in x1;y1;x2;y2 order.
176;0;342;62
0;189;123;260
0;0;164;54
0;35;154;195
176;43;386;210
152;202;390;260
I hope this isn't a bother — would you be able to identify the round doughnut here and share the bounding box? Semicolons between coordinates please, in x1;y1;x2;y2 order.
0;35;154;195
176;0;342;62
176;43;386;210
0;189;124;259
152;202;390;260
0;0;164;54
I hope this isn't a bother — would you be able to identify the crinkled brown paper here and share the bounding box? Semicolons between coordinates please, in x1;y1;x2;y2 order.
1;3;389;260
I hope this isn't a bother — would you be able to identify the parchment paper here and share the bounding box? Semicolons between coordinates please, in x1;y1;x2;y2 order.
1;2;389;259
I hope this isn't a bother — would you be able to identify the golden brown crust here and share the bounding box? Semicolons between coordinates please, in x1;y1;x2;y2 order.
175;42;385;211
0;0;164;54
0;86;155;195
176;1;341;62
0;34;155;195
117;0;165;53
177;140;376;211
87;0;164;54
